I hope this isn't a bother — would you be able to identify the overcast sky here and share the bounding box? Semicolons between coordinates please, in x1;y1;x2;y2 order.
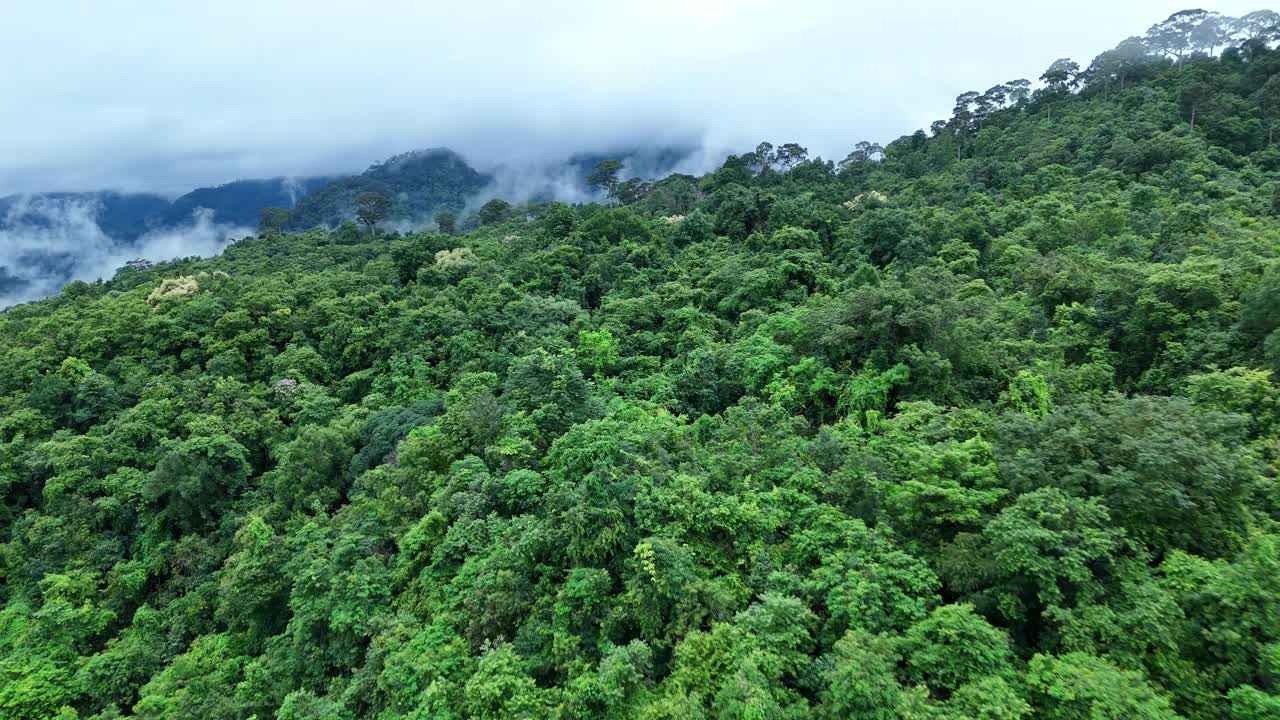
0;0;1262;196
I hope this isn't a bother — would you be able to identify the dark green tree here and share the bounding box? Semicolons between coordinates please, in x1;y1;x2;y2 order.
588;159;624;203
259;207;291;234
476;198;513;225
435;210;457;234
353;191;390;233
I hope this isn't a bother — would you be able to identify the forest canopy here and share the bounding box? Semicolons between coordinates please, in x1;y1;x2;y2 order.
3;8;1280;720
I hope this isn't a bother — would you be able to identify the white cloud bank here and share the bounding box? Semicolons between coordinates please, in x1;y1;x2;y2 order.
0;0;1262;195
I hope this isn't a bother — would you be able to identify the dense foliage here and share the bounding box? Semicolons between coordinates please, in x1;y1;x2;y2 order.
4;10;1280;719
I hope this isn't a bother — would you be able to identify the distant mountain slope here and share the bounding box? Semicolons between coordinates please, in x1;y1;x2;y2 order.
472;145;706;207
0;144;705;306
163;176;338;228
0;190;257;308
0;176;336;244
0;191;171;240
565;145;700;182
285;148;491;229
0;145;705;241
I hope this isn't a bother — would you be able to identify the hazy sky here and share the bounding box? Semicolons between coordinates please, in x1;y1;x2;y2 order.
0;0;1262;195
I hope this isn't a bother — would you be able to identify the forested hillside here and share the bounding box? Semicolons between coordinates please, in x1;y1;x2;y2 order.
283;150;492;232
162;178;338;230
4;9;1280;720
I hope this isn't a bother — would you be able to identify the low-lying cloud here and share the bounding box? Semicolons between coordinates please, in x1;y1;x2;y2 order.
0;0;1265;307
0;145;722;308
0;197;252;308
2;1;1258;197
465;143;723;214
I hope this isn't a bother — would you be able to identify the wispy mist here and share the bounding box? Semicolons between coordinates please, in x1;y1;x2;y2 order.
469;162;602;210
0;198;252;308
463;144;726;215
0;144;724;308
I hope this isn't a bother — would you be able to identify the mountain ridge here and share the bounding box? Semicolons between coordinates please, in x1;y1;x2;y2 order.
0;144;706;239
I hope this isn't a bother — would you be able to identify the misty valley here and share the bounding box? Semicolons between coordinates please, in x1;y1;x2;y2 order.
0;147;698;307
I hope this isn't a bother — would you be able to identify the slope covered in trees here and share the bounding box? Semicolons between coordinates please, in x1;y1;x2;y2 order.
283;149;493;231
3;9;1280;720
162;177;339;229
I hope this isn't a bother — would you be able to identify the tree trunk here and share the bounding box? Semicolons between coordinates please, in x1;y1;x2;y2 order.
1189;104;1196;130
